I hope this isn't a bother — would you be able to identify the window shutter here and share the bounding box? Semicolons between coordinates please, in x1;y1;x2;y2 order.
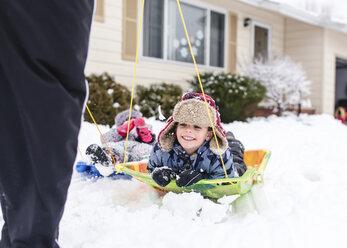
228;12;238;73
122;0;138;61
94;0;105;22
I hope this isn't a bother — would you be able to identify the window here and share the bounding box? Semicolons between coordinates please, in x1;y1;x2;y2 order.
210;11;225;67
251;22;271;61
143;0;164;58
143;0;226;68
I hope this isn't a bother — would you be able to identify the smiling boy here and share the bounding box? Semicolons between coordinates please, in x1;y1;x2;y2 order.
147;92;237;188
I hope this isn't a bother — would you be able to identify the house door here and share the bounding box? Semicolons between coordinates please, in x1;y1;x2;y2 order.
251;21;271;61
335;57;347;109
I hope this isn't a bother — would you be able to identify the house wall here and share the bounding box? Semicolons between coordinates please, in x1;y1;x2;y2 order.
85;1;121;76
322;29;347;114
208;0;285;67
85;0;285;91
86;0;224;90
85;0;347;115
283;18;324;113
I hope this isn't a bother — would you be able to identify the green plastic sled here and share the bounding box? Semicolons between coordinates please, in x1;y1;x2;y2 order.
117;149;271;199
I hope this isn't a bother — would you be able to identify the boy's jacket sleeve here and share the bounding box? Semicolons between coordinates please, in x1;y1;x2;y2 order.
147;142;163;173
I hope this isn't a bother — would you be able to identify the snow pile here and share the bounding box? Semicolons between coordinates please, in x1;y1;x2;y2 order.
1;114;347;247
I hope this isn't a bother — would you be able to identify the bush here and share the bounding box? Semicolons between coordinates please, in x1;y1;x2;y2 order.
136;83;183;119
84;73;131;126
244;56;311;115
188;72;266;123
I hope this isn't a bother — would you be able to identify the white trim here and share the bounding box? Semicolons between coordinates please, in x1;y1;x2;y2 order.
250;20;271;60
183;0;226;14
205;9;211;67
139;54;225;72
139;0;227;69
238;0;347;34
138;0;143;61
163;0;169;62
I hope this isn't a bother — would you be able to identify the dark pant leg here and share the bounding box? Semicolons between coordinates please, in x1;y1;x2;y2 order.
0;190;10;247
0;0;94;247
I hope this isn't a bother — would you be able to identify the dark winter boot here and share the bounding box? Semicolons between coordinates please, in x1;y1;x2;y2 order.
225;132;247;176
226;131;235;140
85;144;114;177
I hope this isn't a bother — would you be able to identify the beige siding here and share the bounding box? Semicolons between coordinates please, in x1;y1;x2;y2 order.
322;29;347;114
94;0;105;22
206;0;285;69
228;12;238;73
86;0;347;115
284;18;324;113
86;0;223;90
86;0;285;90
86;0;122;74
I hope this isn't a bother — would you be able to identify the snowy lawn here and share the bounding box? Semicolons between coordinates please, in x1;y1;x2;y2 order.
1;114;347;247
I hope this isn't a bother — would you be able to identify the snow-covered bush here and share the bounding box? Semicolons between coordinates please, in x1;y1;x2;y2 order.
188;72;266;122
244;56;311;115
136;83;183;120
84;73;131;126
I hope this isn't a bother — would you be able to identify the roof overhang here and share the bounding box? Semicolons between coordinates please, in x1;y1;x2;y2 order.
237;0;347;34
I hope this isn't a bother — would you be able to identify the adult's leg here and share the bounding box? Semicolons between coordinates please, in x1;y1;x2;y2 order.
0;188;10;246
0;0;94;247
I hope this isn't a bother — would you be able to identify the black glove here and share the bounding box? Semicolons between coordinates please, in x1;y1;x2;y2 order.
151;167;176;187
176;170;207;188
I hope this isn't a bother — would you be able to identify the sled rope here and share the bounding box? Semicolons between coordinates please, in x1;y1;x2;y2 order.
175;0;228;178
85;0;228;178
85;105;119;170
77;145;84;159
121;0;146;172
82;0;145;174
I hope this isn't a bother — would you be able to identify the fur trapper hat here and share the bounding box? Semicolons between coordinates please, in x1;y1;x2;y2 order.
158;92;228;154
115;109;142;127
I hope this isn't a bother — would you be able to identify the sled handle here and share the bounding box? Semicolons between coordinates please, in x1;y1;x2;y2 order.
254;171;264;184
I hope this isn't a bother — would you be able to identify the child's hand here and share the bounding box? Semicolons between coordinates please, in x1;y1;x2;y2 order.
151;167;176;187
117;119;135;137
176;170;207;188
134;117;154;143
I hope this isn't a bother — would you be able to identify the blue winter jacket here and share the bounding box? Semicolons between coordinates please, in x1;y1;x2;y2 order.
147;141;236;179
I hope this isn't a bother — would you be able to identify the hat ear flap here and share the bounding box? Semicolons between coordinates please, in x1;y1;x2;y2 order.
209;126;228;155
158;120;176;152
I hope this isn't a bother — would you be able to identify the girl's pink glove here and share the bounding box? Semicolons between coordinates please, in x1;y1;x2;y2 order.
117;119;135;137
134;117;153;143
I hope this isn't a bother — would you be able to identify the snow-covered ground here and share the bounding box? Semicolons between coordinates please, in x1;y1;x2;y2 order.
1;114;347;247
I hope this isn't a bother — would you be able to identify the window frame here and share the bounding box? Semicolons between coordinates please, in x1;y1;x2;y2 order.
138;0;228;70
251;20;271;61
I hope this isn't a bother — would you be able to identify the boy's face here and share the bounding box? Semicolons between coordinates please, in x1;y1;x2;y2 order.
176;123;212;155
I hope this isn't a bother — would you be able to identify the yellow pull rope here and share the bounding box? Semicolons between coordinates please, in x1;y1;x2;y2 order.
82;0;145;175
175;0;228;178
85;105;120;171
84;0;228;178
121;0;145;171
77;145;84;159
